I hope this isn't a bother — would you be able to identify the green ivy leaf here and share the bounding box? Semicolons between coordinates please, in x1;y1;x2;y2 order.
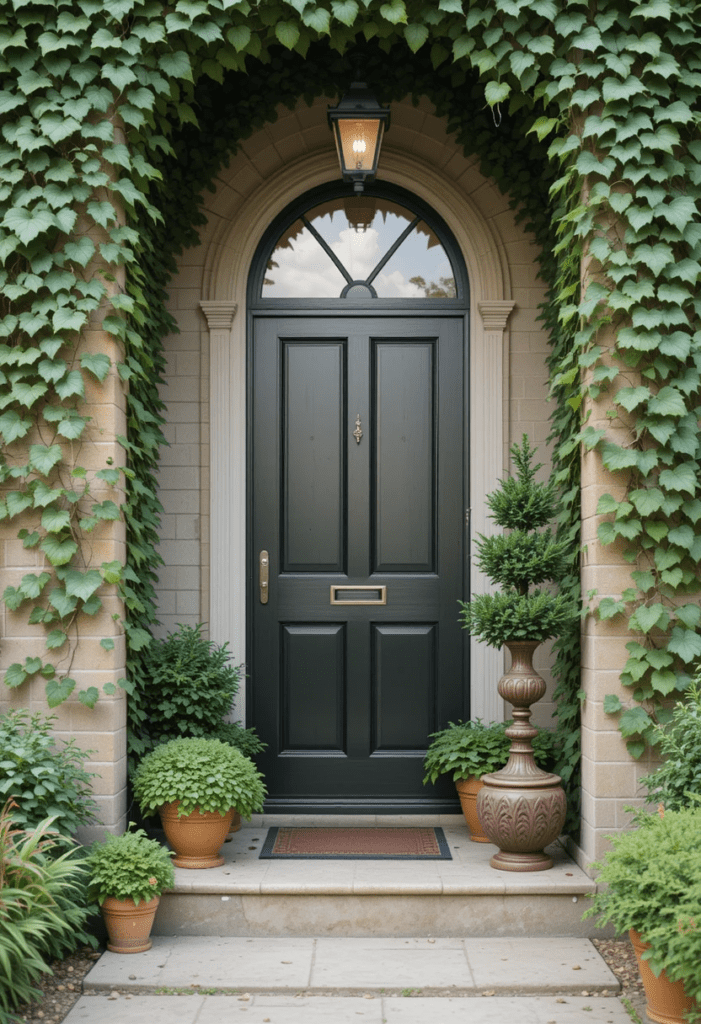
658;463;698;495
64;569;102;602
603;693;623;713
29;444;63;476
46;677;76;707
100;637;115;651
667;627;701;662
45;629;68;650
4;663;27;688
41;535;79;567
78;687;100;709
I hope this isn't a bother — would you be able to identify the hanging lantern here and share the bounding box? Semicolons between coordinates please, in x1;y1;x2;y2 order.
328;81;390;193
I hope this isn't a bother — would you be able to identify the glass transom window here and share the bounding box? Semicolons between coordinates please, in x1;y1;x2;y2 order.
262;195;457;300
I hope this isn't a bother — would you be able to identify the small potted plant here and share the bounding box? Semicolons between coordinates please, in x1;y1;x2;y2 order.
583;804;701;1023
423;719;559;842
87;827;175;953
132;737;267;868
459;435;576;869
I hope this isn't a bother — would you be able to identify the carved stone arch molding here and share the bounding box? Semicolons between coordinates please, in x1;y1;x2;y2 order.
197;117;517;724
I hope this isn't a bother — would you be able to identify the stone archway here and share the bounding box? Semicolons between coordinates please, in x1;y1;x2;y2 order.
155;94;553;730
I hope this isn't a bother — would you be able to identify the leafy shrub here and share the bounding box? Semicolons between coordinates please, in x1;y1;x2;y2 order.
0;800;94;1022
584;804;701;1019
423;719;559;783
132;737;267;819
460;436;577;646
0;711;97;841
87;827;175;906
640;674;701;811
128;623;264;765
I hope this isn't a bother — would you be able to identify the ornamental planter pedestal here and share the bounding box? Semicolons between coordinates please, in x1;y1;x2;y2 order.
629;929;698;1024
477;640;566;871
101;896;159;953
159;802;235;868
455;778;490;843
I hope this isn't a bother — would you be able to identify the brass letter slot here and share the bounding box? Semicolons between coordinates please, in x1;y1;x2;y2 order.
330;585;387;606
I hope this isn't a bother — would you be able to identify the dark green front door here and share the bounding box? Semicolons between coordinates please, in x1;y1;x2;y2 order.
250;313;467;812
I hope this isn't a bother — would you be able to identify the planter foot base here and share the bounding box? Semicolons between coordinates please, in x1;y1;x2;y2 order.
172;854;225;869
489;849;553;872
107;939;153;954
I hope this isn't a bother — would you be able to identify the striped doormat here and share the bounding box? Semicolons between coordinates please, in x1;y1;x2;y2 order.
259;826;452;860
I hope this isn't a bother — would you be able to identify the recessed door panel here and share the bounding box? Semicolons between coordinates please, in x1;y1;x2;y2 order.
283;341;345;572
372;624;437;752
374;340;434;572
281;624;346;752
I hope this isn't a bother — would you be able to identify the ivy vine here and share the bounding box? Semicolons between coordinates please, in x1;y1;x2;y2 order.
1;0;699;813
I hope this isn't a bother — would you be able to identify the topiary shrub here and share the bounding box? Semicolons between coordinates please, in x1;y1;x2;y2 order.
0;711;97;843
459;436;577;647
128;623;264;767
132;737;267;819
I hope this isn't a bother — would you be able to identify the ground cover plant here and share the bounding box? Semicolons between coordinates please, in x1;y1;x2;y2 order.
0;800;94;1024
0;0;700;818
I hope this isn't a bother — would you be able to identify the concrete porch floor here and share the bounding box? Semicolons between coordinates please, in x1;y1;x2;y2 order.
153;815;603;939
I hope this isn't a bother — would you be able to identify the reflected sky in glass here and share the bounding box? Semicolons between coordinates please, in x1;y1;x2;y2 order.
262;199;455;299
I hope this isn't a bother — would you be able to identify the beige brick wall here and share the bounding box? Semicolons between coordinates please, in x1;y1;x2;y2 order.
0;219;130;837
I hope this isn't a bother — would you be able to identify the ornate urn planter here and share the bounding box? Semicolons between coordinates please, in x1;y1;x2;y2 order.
477;641;566;871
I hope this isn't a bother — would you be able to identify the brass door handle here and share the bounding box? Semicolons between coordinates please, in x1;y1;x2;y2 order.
259;550;269;604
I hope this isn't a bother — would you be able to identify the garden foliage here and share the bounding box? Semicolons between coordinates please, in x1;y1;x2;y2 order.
86;826;175;906
0;800;94;1023
0;710;97;842
0;0;699;798
584;804;701;1019
132;736;267;819
127;623;264;767
423;718;560;784
639;669;701;811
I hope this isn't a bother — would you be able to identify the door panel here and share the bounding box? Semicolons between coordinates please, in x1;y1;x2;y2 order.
250;314;467;811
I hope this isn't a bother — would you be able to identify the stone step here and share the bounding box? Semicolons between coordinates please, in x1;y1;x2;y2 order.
152;819;603;939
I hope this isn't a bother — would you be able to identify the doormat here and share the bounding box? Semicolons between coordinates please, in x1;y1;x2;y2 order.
259;826;452;860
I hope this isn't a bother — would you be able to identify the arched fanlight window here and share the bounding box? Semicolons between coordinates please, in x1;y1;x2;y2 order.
252;184;467;304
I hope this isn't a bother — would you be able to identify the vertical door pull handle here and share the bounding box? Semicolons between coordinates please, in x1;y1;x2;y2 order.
353;414;363;444
259;550;269;604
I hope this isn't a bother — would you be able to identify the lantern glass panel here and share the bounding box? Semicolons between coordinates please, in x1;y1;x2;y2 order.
336;118;382;173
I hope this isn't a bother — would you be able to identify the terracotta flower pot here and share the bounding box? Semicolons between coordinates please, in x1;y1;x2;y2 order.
159;801;235;868
455;777;490;842
629;928;698;1024
101;895;159;954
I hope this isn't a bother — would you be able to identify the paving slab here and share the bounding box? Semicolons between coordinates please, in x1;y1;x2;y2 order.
466;937;617;991
64;994;635;1024
84;935;619;994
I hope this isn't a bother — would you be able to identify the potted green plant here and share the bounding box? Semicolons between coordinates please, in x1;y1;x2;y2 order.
132;737;267;868
583;804;701;1023
459;435;577;870
423;719;559;842
87;827;175;953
